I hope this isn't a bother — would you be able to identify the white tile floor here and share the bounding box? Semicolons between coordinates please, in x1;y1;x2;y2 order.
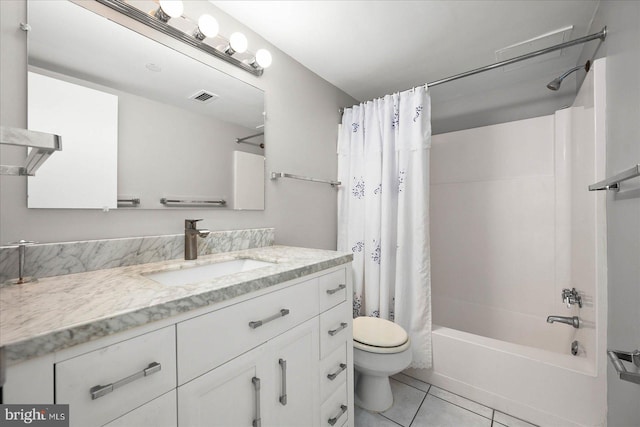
355;373;538;427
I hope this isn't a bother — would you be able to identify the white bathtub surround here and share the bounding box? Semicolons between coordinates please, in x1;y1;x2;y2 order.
338;86;432;369
0;228;274;283
409;59;608;426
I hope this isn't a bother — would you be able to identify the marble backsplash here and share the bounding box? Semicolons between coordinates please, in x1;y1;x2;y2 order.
0;228;274;283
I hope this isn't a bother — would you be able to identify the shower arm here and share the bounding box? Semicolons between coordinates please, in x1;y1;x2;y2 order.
556;65;585;82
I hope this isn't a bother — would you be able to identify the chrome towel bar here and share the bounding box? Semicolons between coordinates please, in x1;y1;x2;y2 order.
589;164;640;192
0;126;62;176
160;198;226;207
271;172;341;187
607;349;640;385
117;197;140;207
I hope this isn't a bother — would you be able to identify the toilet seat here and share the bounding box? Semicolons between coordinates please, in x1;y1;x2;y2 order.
353;316;410;354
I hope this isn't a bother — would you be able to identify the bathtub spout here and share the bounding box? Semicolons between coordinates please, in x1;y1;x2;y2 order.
547;315;580;329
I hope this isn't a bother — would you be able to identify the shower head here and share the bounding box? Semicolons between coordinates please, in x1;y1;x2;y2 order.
547;60;591;91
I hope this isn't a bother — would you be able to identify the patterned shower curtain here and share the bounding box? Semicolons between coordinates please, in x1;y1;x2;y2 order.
337;86;432;369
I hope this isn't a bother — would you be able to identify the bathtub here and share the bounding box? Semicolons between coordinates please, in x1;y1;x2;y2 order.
406;325;606;426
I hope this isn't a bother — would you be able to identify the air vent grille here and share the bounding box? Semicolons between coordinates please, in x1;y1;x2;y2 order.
189;90;219;104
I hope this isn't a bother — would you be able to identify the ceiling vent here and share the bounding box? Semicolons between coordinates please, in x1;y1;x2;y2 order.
189;90;219;104
496;26;574;72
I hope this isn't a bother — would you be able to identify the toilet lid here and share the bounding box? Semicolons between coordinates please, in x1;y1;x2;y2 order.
353;316;409;348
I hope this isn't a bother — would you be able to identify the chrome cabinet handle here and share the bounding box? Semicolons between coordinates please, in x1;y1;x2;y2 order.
252;377;261;427
327;363;347;381
249;309;290;329
608;349;640;385
328;322;348;336
90;362;161;400
279;358;287;405
327;404;347;426
326;284;346;295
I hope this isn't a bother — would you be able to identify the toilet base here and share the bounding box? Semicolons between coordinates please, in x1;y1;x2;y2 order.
354;373;394;412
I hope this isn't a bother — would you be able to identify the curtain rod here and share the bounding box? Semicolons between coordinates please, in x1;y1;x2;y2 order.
339;26;606;114
428;26;606;87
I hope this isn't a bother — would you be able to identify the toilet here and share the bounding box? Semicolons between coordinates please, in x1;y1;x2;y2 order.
352;316;412;412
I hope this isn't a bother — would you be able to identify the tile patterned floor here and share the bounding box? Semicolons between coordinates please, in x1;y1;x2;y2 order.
355;373;538;427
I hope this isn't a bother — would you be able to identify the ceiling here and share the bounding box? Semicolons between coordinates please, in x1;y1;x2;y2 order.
212;1;602;134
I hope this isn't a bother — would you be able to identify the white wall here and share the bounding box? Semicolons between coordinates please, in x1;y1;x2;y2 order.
0;0;356;248
578;2;640;426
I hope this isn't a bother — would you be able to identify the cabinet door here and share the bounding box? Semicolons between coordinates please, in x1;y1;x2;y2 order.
265;318;319;427
178;345;265;427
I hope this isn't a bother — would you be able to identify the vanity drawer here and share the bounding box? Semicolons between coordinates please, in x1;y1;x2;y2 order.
55;326;176;427
177;277;319;385
320;302;351;359
321;383;349;427
103;390;177;427
320;342;347;402
318;268;347;312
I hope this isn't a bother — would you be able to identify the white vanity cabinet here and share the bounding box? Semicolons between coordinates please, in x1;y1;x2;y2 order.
2;263;353;427
178;318;319;427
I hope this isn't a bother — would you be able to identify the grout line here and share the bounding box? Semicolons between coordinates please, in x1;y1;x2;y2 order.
391;375;432;394
377;412;405;427
430;394;493;421
428;384;493;418
408;392;428;427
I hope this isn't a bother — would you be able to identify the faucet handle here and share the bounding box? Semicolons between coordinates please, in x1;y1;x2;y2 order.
185;219;203;229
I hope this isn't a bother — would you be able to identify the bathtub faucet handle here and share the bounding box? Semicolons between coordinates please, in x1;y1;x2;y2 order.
561;288;582;308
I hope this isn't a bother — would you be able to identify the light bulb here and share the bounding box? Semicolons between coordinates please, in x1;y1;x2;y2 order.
155;0;183;22
193;14;219;40
229;32;248;54
255;49;272;68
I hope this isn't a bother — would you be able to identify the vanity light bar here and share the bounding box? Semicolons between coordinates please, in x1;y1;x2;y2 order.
94;0;267;76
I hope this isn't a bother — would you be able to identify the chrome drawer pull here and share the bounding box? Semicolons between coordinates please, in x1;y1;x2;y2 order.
252;377;261;427
90;361;161;400
326;284;346;295
328;322;348;336
249;309;290;329
327;404;347;426
327;363;347;381
279;358;287;405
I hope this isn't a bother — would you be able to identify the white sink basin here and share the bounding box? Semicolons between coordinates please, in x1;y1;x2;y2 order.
144;258;275;286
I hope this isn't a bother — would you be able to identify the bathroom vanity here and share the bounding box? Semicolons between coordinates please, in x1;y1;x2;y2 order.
0;244;354;427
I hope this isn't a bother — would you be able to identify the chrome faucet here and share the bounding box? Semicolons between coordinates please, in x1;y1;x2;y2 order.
184;219;210;260
5;240;37;285
547;315;580;329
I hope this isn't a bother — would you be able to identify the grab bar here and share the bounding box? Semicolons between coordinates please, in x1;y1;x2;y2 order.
589;164;640;192
607;349;640;385
271;172;341;187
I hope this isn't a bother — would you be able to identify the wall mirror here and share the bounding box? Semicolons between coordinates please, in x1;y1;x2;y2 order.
26;0;265;210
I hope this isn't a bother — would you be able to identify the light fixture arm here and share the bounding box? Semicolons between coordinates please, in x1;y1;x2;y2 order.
94;0;264;76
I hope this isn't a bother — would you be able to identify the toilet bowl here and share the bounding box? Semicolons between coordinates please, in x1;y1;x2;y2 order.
353;316;412;412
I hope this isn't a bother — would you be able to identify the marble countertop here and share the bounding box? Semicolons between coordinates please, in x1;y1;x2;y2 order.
0;245;352;364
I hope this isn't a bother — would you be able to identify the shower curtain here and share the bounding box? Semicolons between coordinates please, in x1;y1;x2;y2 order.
337;86;432;369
